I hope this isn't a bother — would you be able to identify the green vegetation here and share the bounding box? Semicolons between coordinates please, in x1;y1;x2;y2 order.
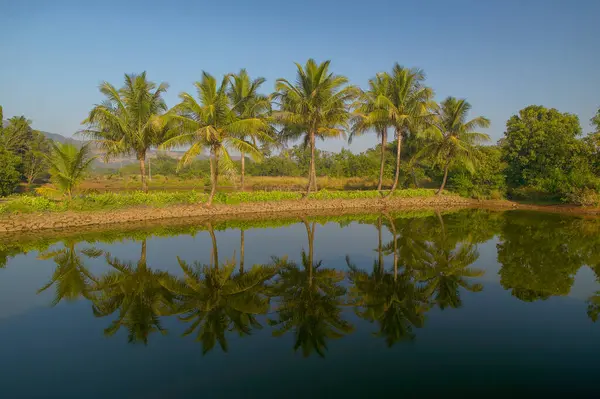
47;142;96;200
0;188;440;215
1;62;599;208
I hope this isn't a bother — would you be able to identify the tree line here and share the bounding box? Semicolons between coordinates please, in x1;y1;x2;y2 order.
2;58;599;204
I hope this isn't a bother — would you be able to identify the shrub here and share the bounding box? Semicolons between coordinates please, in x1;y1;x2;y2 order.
0;150;22;197
564;188;600;207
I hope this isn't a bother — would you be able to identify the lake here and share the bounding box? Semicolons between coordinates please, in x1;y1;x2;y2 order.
1;209;599;398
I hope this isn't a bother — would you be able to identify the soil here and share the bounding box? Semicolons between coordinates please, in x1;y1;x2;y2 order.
0;196;598;234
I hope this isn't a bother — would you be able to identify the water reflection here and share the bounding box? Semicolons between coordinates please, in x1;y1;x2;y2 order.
269;220;353;357
11;209;600;354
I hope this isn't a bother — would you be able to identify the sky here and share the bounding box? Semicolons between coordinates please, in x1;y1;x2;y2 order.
1;0;599;153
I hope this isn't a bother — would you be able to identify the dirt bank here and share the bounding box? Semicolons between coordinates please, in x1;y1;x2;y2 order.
0;196;598;233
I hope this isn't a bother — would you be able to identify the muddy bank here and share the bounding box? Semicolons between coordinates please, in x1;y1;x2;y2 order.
0;196;598;234
0;196;475;233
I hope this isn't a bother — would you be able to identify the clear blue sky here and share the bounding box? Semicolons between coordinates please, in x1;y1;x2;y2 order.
1;0;599;152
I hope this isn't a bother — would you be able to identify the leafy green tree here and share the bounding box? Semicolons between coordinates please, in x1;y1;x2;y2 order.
37;243;102;305
381;65;434;195
501;105;584;190
23;131;51;186
162;72;269;206
268;221;353;356
46;142;95;200
351;73;391;190
82;72;169;192
228;69;272;190
273;59;357;195
0;115;34;155
591;107;600;134
91;240;175;344
449;145;506;198
0;149;21;196
420;97;490;194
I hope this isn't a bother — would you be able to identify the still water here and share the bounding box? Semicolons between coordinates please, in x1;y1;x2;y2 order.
1;209;600;398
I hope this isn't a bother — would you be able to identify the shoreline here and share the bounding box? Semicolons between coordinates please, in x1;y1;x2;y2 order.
0;196;598;233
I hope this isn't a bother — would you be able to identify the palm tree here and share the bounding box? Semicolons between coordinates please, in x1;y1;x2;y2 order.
228;69;272;190
351;74;391;190
37;242;102;305
162;72;270;206
273;59;357;195
82;72;169;192
420;97;490;194
91;239;175;344
46;142;96;200
268;220;353;356
382;64;434;196
159;257;281;354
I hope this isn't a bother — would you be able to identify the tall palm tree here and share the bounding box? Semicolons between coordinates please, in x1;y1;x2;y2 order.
37;242;102;305
91;239;175;344
159;257;281;354
46;142;96;200
228;69;272;190
273;59;357;195
382;64;434;196
269;221;353;357
350;74;391;190
82;72;169;192
420;97;490;194
162;72;270;206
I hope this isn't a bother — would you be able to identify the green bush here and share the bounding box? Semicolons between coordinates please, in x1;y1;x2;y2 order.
0;150;22;197
0;188;445;215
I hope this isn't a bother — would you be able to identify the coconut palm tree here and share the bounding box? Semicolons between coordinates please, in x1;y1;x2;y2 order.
350;74;391;190
0;115;34;154
37;242;102;305
268;220;353;357
162;72;270;206
228;69;272;190
273;59;357;195
82;72;169;192
46;142;96;200
382;64;434;196
420;97;490;194
91;239;175;344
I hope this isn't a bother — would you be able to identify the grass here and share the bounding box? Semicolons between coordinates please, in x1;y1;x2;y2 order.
0;188;443;215
74;175;390;192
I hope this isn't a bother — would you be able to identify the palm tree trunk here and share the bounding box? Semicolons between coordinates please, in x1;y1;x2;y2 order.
139;156;148;193
305;132;316;197
436;162;450;195
207;150;218;206
386;129;402;198
240;229;245;274
378;130;387;191
208;222;218;269
240;151;245;191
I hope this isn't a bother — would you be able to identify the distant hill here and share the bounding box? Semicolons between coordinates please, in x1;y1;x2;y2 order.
2;123;217;165
40;130;86;146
